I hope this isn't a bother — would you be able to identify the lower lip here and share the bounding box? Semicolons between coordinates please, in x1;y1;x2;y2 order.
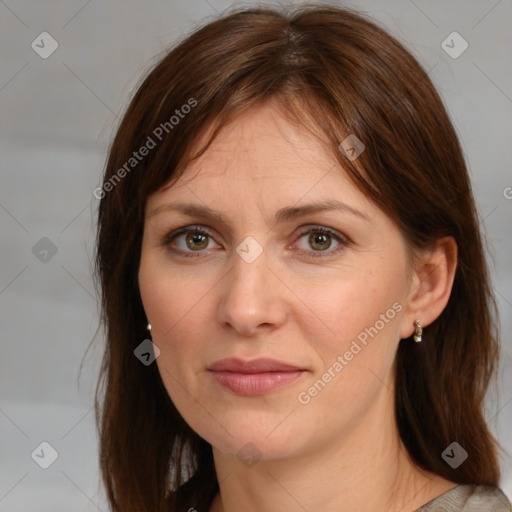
209;370;305;396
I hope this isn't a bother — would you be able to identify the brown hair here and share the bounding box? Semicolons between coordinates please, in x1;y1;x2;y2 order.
94;4;503;511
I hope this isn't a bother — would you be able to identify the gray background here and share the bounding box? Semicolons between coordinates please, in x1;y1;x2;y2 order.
1;0;511;510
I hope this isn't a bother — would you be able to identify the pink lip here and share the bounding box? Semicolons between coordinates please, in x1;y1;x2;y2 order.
208;358;306;396
209;357;303;373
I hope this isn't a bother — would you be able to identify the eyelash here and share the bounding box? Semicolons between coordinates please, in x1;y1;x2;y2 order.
162;224;349;259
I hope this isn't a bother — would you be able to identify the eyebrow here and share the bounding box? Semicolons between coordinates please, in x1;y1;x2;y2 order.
147;199;370;226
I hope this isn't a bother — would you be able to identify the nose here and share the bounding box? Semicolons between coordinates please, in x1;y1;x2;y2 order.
216;245;288;337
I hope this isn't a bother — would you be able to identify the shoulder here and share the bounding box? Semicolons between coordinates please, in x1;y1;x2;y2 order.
416;484;512;511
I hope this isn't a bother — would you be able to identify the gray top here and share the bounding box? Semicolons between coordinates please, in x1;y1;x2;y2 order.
415;484;512;511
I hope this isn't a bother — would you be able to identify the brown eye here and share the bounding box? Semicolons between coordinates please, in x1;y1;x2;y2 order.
185;232;209;251
164;225;220;257
308;232;332;251
294;226;349;259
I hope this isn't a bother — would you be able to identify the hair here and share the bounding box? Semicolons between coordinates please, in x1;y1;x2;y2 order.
94;3;504;511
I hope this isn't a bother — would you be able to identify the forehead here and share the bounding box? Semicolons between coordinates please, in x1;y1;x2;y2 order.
147;102;377;219
191;103;325;172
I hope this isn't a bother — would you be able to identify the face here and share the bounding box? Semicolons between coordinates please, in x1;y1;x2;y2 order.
138;102;414;461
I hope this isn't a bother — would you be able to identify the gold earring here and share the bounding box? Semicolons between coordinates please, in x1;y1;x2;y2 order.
413;320;422;343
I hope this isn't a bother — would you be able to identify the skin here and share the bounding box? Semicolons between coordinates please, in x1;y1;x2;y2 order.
138;100;459;512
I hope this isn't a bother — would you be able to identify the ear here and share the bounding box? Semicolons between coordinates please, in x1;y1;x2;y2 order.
400;236;458;339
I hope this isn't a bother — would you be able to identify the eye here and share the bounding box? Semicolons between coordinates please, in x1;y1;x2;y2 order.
163;225;220;257
292;226;349;258
162;224;349;259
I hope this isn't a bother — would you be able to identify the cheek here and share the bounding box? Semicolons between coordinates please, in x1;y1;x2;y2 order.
295;267;404;353
138;256;209;409
138;258;203;396
293;276;405;426
138;251;215;340
294;267;406;408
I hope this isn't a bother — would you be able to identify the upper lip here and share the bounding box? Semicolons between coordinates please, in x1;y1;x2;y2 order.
208;358;304;373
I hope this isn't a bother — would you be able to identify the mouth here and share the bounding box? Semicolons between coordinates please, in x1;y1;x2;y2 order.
207;358;307;396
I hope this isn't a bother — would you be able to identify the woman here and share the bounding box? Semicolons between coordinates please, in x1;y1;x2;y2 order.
94;4;512;511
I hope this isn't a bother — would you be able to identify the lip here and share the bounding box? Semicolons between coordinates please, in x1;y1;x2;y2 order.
208;357;303;373
208;358;306;396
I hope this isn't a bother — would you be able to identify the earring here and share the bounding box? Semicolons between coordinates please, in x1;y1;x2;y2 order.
413;320;422;343
147;323;152;335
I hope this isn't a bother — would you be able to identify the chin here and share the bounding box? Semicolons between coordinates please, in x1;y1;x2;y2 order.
195;414;308;463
